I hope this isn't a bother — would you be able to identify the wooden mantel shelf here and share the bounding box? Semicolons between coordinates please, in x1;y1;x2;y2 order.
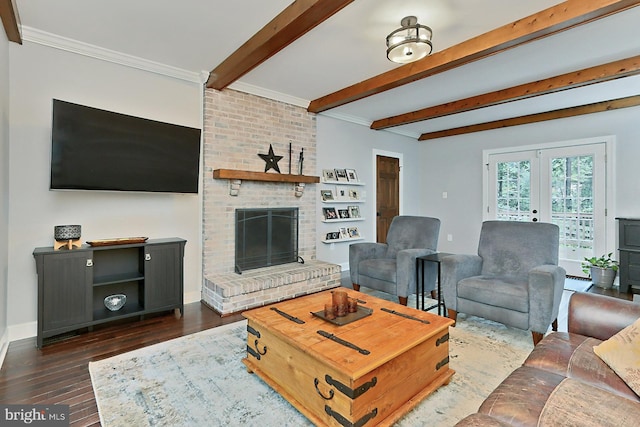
213;169;320;184
213;169;319;197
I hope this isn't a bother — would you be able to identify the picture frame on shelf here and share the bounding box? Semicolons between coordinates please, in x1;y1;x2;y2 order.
346;168;358;182
326;231;340;240
335;186;348;200
320;189;334;201
348;188;361;200
322;169;336;182
348;205;360;218
338;209;350;219
348;227;360;238
334;168;348;182
322;207;338;220
339;227;349;239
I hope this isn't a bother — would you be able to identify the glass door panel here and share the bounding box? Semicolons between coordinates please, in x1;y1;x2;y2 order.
540;145;606;276
488;151;539;222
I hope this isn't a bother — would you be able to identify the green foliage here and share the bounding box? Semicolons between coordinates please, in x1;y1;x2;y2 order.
581;252;619;275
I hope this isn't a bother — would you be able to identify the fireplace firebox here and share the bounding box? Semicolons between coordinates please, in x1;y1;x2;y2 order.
235;208;299;273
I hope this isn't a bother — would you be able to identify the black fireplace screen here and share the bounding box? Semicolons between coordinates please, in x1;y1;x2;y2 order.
235;207;299;273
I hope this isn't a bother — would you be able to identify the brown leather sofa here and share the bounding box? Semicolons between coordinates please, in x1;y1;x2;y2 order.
455;292;640;426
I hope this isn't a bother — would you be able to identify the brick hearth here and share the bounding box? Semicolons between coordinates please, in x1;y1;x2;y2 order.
202;260;341;315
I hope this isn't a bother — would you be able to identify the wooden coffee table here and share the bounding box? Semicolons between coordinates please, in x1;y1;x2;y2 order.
242;288;454;426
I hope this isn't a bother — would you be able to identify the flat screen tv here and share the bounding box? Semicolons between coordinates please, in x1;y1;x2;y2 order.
50;99;201;193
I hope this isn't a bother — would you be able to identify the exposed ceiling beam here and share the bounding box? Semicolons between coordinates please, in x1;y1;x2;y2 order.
206;0;355;90
418;95;640;141
371;55;640;130
0;0;21;44
308;0;640;113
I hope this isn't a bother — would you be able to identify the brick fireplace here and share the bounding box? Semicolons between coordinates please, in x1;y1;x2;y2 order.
201;89;340;314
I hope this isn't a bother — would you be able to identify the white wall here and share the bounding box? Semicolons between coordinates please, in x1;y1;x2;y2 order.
0;29;11;359
420;106;640;255
7;41;203;339
316;115;425;269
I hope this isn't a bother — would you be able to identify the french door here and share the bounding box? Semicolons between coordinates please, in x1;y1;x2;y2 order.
487;143;607;277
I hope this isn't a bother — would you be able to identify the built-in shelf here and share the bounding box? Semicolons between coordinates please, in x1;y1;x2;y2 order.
322;200;365;204
322;218;365;223
322;180;365;186
213;169;319;183
319;172;365;244
322;237;364;244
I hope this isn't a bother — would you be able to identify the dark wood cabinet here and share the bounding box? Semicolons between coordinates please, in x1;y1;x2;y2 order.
144;242;184;312
617;218;640;294
34;238;186;347
40;251;93;332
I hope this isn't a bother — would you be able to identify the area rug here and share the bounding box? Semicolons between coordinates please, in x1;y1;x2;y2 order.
89;311;533;426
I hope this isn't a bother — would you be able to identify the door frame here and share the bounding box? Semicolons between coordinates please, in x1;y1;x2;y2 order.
482;135;617;257
372;149;404;242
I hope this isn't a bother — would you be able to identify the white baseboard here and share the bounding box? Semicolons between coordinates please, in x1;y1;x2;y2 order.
8;321;37;342
0;328;9;370
184;291;201;304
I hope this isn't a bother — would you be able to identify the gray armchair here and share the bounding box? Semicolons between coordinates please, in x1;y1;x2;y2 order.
349;216;441;305
441;221;566;345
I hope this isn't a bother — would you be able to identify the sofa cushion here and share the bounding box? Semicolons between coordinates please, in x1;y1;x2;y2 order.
478;221;559;277
538;376;640;426
478;366;640;427
594;317;640;398
358;259;396;283
478;366;565;425
457;276;529;312
524;332;639;401
384;216;440;258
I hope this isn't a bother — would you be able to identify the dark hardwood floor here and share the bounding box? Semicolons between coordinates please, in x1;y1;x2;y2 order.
0;303;244;426
0;283;634;426
587;283;634;300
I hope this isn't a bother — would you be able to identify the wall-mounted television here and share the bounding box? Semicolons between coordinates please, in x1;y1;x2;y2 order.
50;99;201;193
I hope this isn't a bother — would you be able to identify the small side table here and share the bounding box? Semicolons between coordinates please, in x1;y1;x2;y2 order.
416;252;452;316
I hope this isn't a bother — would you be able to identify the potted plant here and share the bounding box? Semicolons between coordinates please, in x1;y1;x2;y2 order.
582;253;619;289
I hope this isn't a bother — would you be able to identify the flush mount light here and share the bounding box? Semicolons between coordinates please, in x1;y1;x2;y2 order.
386;16;433;64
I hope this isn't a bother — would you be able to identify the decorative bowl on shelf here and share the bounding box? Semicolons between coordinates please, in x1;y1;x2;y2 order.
104;294;127;311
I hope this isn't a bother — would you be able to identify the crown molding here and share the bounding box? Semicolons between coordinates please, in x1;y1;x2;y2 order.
18;26;415;139
21;26;202;84
320;110;420;140
228;81;309;108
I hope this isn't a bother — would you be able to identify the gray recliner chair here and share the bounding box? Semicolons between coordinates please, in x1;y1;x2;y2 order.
441;220;566;345
349;216;441;305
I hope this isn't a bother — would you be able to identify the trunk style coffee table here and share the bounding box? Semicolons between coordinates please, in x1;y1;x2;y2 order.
242;288;454;427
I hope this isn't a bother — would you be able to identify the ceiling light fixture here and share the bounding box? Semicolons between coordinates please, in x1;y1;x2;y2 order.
386;16;433;64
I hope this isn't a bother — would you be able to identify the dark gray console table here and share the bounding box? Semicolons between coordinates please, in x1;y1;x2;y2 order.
33;237;186;348
617;218;640;294
416;252;452;316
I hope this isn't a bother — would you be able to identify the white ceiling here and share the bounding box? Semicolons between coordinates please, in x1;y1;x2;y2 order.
14;0;640;139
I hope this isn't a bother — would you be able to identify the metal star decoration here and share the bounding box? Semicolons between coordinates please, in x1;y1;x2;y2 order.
258;144;283;173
